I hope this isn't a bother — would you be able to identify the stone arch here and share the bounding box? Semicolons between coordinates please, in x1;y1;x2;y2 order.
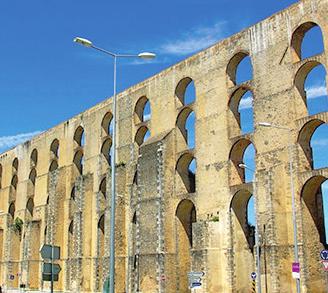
8;202;15;218
26;198;34;216
49;160;58;172
176;107;195;148
291;21;325;61
301;175;328;290
227;51;253;86
229;87;254;134
29;168;37;185
11;175;18;190
101;138;112;164
12;158;18;172
134;96;151;123
71;186;76;201
135;126;150;146
230;189;255;291
176;152;196;193
101;111;113;136
175;199;196;292
294;61;327;114
30;149;38;166
73;150;84;174
229;139;255;184
97;214;105;290
50;139;59;157
74;126;85;147
298;119;326;168
175;77;196;106
99;177;107;199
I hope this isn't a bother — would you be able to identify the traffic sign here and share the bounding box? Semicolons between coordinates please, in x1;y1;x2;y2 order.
9;274;14;280
251;272;257;280
40;244;60;260
42;273;59;282
292;262;300;279
43;263;61;275
320;250;328;260
321;260;328;271
188;271;204;289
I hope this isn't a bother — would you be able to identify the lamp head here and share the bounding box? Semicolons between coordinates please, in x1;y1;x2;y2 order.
238;163;247;169
258;122;272;127
73;37;93;48
138;52;156;60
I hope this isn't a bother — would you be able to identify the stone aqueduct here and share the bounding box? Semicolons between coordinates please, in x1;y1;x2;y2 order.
0;0;328;292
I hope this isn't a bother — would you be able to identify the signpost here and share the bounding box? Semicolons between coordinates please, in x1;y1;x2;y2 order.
250;272;256;293
292;262;300;279
188;272;205;290
40;244;61;293
320;250;328;272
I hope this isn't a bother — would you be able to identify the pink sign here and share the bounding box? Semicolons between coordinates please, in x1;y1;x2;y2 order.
292;262;300;273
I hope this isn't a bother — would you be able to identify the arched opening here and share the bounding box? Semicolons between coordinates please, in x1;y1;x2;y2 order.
74;126;85;147
49;160;58;172
50;139;59;158
71;186;76;201
229;139;255;184
176;153;196;193
101;138;112;165
98;214;105;289
176;108;195;149
8;202;15;218
229;87;254;134
227;52;253;86
230;189;255;291
12;158;18;172
298;119;327;169
310;123;328;169
134;96;151;123
175;199;196;292
73;150;84;174
30;149;38;166
99;178;107;199
304;64;328;115
101;112;113;136
68;220;74;263
175;77;196;106
26;198;34;216
291;22;325;61
295;61;328;115
135;126;151;146
11;175;18;190
29;169;37;185
301;175;328;290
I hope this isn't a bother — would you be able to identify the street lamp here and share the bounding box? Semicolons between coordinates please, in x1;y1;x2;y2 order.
74;36;156;293
258;122;300;293
238;163;262;293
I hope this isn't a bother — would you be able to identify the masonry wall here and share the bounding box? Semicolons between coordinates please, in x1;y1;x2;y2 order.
0;0;327;292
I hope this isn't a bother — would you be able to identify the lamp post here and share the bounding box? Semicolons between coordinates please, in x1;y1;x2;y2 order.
238;163;262;293
258;122;300;293
74;37;156;293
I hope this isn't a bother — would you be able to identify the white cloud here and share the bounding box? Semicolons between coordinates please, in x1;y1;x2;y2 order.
311;138;328;147
160;21;226;55
0;131;42;151
239;96;253;110
306;85;327;99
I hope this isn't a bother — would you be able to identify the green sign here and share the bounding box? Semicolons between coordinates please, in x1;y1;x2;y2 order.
102;277;109;293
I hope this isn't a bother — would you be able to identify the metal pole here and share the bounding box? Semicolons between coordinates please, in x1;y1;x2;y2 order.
287;136;301;293
51;245;54;293
253;177;262;293
109;55;117;293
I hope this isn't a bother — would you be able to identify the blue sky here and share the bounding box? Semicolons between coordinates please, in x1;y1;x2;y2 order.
0;1;327;232
0;0;296;149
